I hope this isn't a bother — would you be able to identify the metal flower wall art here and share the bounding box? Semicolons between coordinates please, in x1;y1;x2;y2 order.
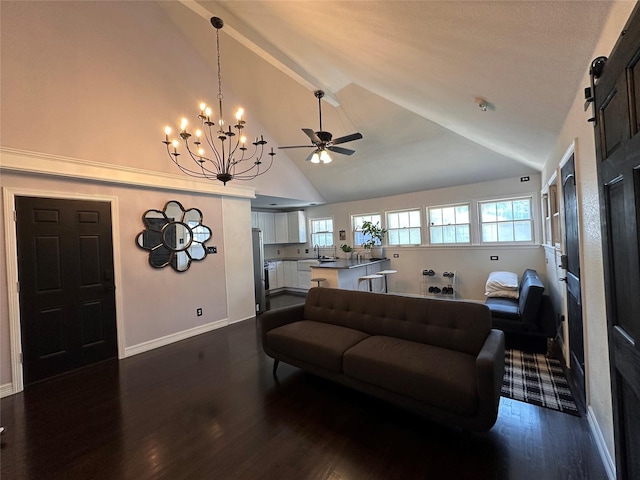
136;200;212;272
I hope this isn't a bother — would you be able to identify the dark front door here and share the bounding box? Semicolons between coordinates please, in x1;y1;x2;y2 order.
593;4;640;479
16;196;118;386
561;154;585;403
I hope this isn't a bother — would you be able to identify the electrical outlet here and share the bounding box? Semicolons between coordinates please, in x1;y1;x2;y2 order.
196;308;202;316
490;255;499;261
393;253;399;258
520;176;530;182
206;246;217;254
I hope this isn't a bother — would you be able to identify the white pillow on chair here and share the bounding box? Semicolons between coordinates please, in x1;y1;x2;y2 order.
485;271;519;298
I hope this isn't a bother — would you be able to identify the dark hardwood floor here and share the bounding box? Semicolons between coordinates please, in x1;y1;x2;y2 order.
1;304;608;479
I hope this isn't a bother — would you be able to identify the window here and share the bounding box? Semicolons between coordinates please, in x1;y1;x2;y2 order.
387;209;421;245
479;197;533;243
427;204;470;244
310;217;334;247
352;214;382;246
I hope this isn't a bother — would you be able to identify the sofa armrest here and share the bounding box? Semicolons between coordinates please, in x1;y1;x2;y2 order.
474;329;505;430
259;303;305;341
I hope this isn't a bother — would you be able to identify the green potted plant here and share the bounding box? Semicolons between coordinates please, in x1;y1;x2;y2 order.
361;220;387;259
340;244;354;260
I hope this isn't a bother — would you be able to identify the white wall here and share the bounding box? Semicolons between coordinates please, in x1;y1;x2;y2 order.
0;0;277;392
0;156;259;391
540;1;637;473
0;0;322;203
272;175;547;300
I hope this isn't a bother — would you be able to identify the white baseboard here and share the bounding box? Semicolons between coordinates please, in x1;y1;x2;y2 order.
124;319;228;358
587;406;616;480
228;315;255;325
1;383;15;398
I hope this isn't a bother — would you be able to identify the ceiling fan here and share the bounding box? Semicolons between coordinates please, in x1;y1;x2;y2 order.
278;90;363;163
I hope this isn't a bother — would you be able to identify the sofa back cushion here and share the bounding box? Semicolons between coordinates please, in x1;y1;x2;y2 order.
518;269;545;325
303;288;492;356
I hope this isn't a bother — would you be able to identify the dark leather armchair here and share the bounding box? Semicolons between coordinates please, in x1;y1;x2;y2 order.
485;269;557;339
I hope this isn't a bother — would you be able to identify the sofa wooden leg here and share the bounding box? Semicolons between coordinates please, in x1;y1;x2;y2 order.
272;359;279;375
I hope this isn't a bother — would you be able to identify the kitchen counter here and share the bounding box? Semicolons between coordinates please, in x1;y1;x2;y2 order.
311;258;391;291
265;257;318;262
311;258;390;269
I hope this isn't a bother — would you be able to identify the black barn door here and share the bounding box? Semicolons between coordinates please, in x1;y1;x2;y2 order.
16;197;118;385
593;4;640;479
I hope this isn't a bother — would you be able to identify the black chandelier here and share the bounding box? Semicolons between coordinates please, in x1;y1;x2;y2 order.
163;17;275;185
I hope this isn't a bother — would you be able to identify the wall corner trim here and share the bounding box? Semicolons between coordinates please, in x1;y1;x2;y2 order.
587;405;616;480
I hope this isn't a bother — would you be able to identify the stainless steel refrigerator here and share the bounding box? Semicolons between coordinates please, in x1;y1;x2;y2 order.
252;228;266;314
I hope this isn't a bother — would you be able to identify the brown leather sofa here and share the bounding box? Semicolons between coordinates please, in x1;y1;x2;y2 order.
260;287;505;432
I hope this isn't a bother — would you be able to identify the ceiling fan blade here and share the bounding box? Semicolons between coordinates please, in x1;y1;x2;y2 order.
305;150;319;162
327;145;355;156
331;132;363;145
278;145;315;149
302;128;321;144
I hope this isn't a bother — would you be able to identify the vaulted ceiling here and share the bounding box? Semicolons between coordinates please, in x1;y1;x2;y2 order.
161;1;622;208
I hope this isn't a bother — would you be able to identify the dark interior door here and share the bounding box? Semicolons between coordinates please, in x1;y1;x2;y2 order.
16;196;118;386
593;4;640;479
561;155;585;403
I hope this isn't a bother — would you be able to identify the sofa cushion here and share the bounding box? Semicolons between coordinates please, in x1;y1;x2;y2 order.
266;320;369;372
303;288;492;357
484;297;521;320
343;336;478;416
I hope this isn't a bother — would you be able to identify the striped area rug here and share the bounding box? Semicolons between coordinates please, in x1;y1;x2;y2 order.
501;349;580;416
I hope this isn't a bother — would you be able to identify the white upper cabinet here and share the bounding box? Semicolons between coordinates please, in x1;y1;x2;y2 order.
275;212;289;244
287;211;307;243
252;210;306;244
257;211;275;244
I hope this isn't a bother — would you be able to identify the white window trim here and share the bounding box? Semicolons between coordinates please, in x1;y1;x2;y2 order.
351;213;383;247
476;195;536;245
386;208;422;246
426;202;472;245
309;216;335;247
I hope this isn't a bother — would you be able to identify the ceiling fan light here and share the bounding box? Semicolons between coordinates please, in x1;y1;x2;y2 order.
310;152;321;163
320;150;332;163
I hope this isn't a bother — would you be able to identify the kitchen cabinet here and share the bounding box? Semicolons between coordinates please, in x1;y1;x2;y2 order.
275;261;284;289
287;211;307;243
257;212;275;244
283;261;297;288
298;271;311;290
252;210;306;245
275;212;289;244
267;260;283;291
